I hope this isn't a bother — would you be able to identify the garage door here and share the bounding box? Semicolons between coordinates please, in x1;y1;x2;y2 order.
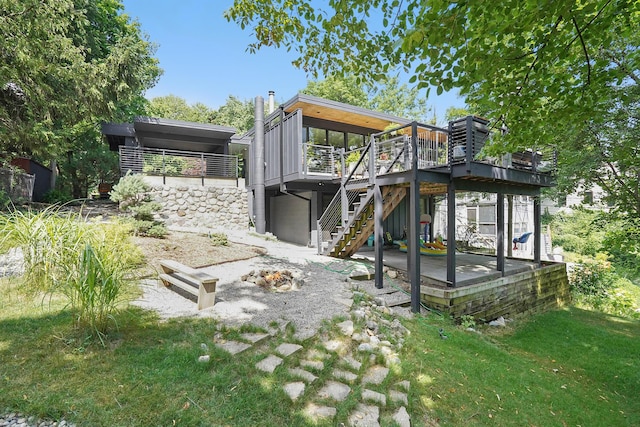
270;193;309;246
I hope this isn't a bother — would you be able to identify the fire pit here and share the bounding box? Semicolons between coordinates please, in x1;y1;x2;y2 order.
241;269;303;292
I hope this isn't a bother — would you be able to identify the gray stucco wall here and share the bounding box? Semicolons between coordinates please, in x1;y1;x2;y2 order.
150;184;248;230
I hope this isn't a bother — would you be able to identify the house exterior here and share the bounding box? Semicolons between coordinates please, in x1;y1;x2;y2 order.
104;93;568;319
243;93;566;318
242;93;413;246
102;116;251;230
102;116;249;186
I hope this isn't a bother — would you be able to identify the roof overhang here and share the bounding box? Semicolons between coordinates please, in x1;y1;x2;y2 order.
101;122;135;151
280;93;411;132
132;117;237;153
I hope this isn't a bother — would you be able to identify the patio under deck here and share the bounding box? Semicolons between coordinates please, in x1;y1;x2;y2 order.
355;249;570;319
356;249;538;288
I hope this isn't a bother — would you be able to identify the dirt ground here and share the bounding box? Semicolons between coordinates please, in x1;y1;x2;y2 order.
59;199;267;276
133;231;267;277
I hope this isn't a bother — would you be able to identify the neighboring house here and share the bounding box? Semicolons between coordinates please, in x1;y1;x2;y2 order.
9;157;53;202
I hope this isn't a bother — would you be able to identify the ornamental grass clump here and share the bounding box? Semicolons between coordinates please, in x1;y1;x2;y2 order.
0;206;141;338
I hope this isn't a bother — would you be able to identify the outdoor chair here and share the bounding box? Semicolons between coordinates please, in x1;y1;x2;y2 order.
513;232;532;249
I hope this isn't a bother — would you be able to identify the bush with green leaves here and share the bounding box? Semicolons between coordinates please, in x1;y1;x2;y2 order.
110;173;167;238
209;232;228;246
0;207;141;339
569;260;640;319
550;208;605;258
569;260;614;298
109;172;151;210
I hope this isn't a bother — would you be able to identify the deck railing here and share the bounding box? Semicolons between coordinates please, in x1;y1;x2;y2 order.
303;143;339;177
119;146;238;179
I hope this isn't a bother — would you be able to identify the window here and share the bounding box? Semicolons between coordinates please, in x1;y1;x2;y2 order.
308;127;327;145
348;133;366;149
466;205;497;236
328;130;345;149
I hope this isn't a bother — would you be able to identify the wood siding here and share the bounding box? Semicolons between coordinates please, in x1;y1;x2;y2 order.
421;262;570;320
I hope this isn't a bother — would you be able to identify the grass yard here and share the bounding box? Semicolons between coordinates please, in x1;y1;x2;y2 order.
400;308;640;426
1;277;639;426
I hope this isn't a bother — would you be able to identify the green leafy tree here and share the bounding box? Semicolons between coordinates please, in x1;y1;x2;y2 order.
303;74;369;107
212;95;255;134
226;0;640;216
1;0;161;198
147;95;216;123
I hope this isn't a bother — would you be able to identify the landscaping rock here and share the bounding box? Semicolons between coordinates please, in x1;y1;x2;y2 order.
215;340;252;355
362;388;386;406
283;382;306;401
275;343;303;357
362;366;389;385
317;381;351;402
393;406;411;427
348;404;380;427
288;367;318;383
304;403;336;420
255;355;283;373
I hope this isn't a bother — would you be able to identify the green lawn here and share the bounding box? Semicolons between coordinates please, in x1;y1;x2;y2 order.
1;280;639;426
400;308;640;426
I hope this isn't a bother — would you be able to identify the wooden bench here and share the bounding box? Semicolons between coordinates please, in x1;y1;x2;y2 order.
158;259;218;310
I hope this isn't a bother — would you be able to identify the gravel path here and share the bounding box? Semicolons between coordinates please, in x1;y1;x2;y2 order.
133;227;376;339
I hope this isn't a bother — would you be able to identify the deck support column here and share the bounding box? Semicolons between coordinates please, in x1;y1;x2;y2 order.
534;195;542;266
497;192;505;275
428;195;436;242
374;184;384;289
507;195;513;258
446;182;456;287
408;122;421;313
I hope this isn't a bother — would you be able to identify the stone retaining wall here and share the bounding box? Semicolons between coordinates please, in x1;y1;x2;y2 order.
150;184;249;230
422;262;570;320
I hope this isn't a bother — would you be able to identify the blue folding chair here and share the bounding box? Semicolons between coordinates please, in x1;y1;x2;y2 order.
513;232;532;249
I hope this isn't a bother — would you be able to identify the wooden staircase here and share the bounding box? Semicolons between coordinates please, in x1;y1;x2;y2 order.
328;185;406;258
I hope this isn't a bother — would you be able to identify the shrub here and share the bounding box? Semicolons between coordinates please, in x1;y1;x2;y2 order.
110;173;167;238
570;260;640;319
569;260;614;298
209;232;228;246
42;188;72;204
0;189;10;210
110;172;150;210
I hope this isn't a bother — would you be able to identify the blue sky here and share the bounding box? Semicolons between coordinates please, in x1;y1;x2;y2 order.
121;0;466;116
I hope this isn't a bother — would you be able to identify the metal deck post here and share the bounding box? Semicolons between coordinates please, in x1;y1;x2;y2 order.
497;192;505;274
534;196;541;266
446;182;456;287
409;122;421;313
374;184;384;289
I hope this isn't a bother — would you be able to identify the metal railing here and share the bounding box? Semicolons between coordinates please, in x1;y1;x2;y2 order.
119;146;238;179
302;143;339;177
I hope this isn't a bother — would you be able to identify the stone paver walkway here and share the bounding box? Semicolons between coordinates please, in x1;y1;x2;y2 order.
208;277;421;426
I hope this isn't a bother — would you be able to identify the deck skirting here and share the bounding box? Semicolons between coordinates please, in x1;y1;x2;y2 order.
420;262;570;320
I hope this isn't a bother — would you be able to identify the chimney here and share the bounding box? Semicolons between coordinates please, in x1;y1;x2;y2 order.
268;90;275;114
